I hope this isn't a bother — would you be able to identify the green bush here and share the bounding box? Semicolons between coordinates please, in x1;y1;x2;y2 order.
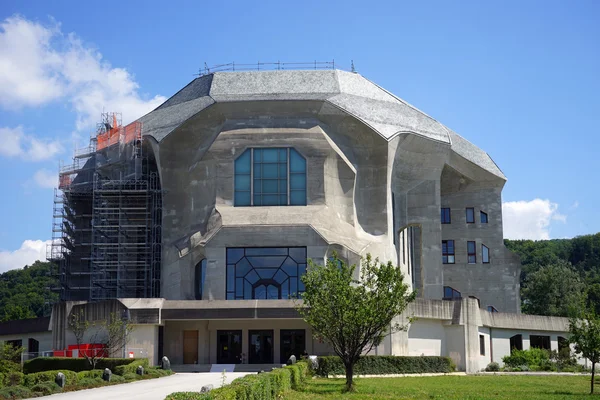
23;370;77;388
502;348;550;368
0;385;32;400
123;372;141;381
31;381;61;395
165;360;311;400
114;359;149;376
0;360;20;375
485;362;500;372
110;374;125;383
315;355;454;376
76;377;105;388
23;357;141;374
3;371;24;387
77;369;104;381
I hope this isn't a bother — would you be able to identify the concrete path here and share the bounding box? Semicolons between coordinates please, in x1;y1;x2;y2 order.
47;372;253;400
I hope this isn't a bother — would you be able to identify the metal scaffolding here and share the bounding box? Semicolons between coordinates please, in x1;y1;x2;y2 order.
48;113;162;301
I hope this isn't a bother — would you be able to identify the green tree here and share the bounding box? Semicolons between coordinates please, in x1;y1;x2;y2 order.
569;309;600;394
298;254;415;392
521;260;584;317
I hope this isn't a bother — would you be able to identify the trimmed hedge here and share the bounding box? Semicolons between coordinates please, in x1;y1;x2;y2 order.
315;355;455;376
76;369;104;381
23;357;145;374
114;358;149;376
165;361;310;400
3;372;24;387
0;385;31;400
23;370;78;388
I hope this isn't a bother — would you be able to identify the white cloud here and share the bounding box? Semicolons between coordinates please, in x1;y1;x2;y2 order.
33;168;58;188
0;15;166;129
0;126;63;161
0;239;50;273
502;199;566;240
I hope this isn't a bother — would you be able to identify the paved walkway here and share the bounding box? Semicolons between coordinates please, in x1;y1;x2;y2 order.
47;372;253;400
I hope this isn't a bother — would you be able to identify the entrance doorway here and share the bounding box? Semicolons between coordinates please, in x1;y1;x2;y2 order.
217;330;242;364
280;329;305;363
248;330;274;364
183;330;198;364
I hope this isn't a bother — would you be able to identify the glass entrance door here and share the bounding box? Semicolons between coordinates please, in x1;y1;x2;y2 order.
248;330;274;364
217;330;242;364
280;329;306;363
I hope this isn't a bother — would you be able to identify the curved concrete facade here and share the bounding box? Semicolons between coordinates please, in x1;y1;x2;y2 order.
141;69;520;313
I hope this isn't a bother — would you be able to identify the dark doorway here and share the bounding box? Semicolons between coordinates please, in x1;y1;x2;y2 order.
28;338;39;354
217;330;242;364
280;329;305;363
509;334;523;353
249;330;274;364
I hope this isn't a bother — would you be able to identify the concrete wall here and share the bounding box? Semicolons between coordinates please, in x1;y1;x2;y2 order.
127;325;159;365
163;319;315;365
407;319;445;356
0;332;52;354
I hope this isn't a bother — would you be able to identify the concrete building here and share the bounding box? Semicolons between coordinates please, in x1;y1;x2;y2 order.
1;68;573;372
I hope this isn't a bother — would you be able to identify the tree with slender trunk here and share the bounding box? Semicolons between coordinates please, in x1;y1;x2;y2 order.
569;308;600;394
298;253;415;392
68;309;134;369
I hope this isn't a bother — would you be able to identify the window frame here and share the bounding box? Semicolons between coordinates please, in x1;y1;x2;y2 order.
479;334;485;356
466;207;475;224
480;211;488;224
443;286;461;300
441;208;451;224
234;147;307;207
467;241;477;264
442;240;455;264
482;244;490;264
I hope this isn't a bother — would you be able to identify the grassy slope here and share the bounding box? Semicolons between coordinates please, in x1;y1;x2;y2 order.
285;375;593;399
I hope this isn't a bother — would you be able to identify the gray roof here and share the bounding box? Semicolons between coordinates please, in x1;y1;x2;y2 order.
139;70;504;179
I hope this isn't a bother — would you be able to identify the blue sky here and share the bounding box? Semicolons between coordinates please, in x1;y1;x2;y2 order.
0;0;598;271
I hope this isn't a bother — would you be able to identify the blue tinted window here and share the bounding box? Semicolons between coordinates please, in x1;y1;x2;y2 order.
482;244;490;263
226;247;307;299
234;148;306;206
443;286;461;299
441;208;451;224
234;150;251;206
442;240;455;264
481;211;488;224
466;208;475;223
468;241;477;264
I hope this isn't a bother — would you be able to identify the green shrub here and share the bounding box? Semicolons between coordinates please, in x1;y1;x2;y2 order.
502;348;551;369
23;370;77;388
77;369;104;381
0;385;32;400
110;374;125;383
165;392;211;400
23;357;141;374
0;360;20;375
31;381;61;395
114;359;149;376
76;377;105;388
315;355;454;376
3;371;24;387
123;372;141;381
485;362;500;372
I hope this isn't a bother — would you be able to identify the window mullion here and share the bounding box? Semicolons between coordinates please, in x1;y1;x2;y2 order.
286;147;290;206
250;148;254;206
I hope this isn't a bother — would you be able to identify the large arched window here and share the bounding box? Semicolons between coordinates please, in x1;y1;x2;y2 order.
195;259;207;300
234;148;306;206
226;247;307;300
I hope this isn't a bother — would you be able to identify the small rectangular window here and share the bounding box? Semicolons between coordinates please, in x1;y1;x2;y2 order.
467;241;476;264
442;240;455;264
443;286;461;299
482;244;490;263
480;211;488;224
466;208;475;223
441;208;451;224
487;306;498;313
479;335;485;356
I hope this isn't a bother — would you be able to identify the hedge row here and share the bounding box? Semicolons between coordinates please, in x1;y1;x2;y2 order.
315;355;455;376
23;357;143;374
165;361;310;400
114;359;149;375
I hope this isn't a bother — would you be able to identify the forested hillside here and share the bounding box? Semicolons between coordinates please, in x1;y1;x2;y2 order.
0;261;57;322
506;233;600;317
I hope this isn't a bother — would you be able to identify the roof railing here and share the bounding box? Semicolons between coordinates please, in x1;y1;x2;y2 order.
197;60;352;77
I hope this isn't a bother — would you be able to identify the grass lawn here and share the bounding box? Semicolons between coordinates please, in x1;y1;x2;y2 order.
284;375;594;399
